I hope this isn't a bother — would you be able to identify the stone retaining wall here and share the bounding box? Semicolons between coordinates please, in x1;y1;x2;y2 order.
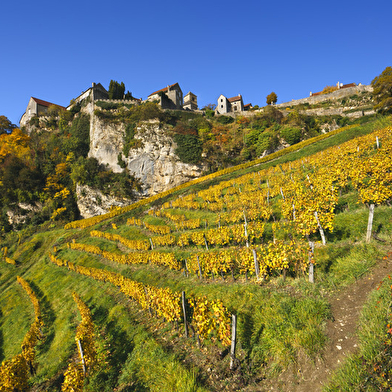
276;85;373;108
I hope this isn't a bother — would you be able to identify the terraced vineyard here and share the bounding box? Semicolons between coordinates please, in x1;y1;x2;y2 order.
2;117;392;391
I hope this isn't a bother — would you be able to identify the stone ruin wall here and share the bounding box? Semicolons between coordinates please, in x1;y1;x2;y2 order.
275;84;373;109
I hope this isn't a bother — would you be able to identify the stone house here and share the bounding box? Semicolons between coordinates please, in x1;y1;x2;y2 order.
20;97;66;127
215;94;244;114
69;82;109;107
147;83;183;110
183;92;198;110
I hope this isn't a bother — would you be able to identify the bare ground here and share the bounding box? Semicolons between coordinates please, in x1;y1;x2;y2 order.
253;252;392;392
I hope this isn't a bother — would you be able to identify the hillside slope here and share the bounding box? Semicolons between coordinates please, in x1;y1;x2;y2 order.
1;115;392;391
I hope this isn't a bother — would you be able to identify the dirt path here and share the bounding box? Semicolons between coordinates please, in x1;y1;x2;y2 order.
290;254;392;391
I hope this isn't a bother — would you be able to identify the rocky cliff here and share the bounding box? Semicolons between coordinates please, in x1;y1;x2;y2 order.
76;184;133;219
88;108;203;196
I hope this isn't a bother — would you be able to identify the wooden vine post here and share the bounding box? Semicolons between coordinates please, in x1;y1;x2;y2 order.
197;255;203;279
252;249;260;280
184;259;189;277
366;203;375;243
203;234;209;251
144;287;152;316
314;211;326;245
181;291;188;338
77;340;86;375
308;241;315;283
230;314;237;370
243;211;249;248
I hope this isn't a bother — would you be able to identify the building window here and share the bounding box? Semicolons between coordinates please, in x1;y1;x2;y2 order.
221;99;223;102
221;105;223;108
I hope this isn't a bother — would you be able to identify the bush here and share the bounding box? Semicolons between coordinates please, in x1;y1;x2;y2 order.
123;123;137;157
280;127;302;145
245;129;262;147
255;132;274;155
217;115;234;125
173;134;202;164
68;113;90;157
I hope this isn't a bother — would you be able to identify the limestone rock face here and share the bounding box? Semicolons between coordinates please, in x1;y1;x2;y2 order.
125;121;202;195
88;117;203;197
6;203;42;226
76;184;134;219
88;113;124;173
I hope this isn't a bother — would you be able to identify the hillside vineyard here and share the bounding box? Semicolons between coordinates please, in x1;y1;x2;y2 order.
1;123;391;390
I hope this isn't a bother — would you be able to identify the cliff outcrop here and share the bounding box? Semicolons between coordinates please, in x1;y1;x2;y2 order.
76;184;133;218
88;111;203;196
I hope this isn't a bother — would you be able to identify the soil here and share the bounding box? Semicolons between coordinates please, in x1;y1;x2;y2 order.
253;251;392;392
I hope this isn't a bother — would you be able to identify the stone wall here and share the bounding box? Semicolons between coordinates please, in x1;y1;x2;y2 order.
276;85;373;108
96;99;140;105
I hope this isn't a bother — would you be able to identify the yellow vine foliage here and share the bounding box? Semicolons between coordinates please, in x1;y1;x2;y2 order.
0;277;43;391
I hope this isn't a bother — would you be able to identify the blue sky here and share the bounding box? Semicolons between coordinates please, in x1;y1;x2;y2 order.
1;0;391;126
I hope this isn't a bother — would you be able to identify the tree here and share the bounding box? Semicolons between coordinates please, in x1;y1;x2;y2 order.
266;92;278;105
320;85;338;95
108;80;126;100
0;116;16;135
371;66;392;113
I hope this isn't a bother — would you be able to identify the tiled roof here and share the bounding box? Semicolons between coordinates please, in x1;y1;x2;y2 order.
228;95;242;103
341;83;356;89
148;83;179;97
32;97;66;110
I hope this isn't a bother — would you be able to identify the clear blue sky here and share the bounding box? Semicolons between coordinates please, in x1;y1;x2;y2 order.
1;0;391;126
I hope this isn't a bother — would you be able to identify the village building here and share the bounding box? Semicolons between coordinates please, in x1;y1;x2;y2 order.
183;92;198;110
147;83;184;110
69;82;109;106
20;97;66;127
215;94;245;114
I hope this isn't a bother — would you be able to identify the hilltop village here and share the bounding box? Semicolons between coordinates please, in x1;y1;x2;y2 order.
19;80;372;128
20;82;253;127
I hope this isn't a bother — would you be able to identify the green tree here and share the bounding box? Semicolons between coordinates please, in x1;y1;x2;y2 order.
266;92;278;105
108;80;126;99
0;116;16;135
281;127;302;145
371;66;392;113
173;134;202;164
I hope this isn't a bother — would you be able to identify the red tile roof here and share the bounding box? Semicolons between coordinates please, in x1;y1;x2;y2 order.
32;97;66;110
341;83;356;89
228;95;242;103
148;83;179;97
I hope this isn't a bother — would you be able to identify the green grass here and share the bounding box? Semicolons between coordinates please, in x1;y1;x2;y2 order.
2;115;392;390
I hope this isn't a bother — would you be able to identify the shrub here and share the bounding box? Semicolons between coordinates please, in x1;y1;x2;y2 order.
217;115;234;125
123;123;137;157
281;127;302;145
173;134;202;164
